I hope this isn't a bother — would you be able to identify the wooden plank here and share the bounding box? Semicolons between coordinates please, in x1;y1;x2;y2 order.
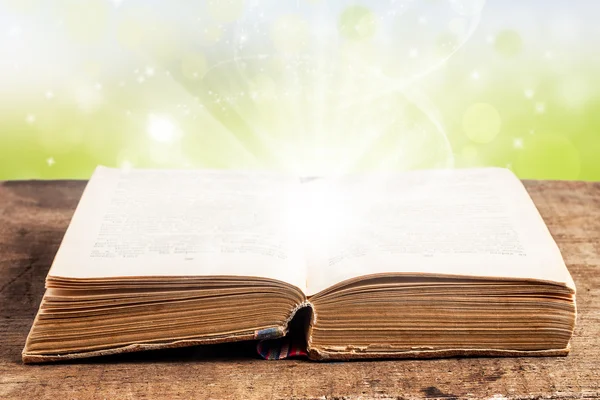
0;179;599;400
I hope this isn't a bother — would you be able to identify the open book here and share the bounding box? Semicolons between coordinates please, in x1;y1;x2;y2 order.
22;167;576;363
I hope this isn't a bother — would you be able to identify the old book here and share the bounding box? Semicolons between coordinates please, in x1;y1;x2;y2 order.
22;167;576;363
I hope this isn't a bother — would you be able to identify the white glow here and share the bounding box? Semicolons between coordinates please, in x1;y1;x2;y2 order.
513;138;523;149
535;102;546;114
524;89;535;99
283;180;355;252
147;114;179;143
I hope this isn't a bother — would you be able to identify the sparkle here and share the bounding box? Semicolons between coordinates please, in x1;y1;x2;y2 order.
513;138;524;149
471;70;480;80
524;89;535;99
147;114;178;143
26;114;36;124
408;48;419;58
46;157;55;167
94;82;102;90
137;76;145;83
145;67;155;76
418;16;427;25
535;102;546;114
45;91;54;99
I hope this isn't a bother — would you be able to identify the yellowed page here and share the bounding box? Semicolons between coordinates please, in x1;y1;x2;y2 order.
48;166;306;291
305;168;574;295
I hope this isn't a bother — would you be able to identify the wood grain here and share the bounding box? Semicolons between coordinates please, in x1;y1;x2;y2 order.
1;179;599;399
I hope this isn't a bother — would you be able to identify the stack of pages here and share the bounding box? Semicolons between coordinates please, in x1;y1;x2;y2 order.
23;167;576;363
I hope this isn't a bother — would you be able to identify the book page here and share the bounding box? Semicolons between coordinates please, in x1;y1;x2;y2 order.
49;167;306;291
305;168;574;295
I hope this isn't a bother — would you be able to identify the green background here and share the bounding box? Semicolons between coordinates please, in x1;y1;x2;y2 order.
1;0;598;181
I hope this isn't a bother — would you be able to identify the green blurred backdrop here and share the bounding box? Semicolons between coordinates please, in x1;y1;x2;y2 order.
0;0;599;180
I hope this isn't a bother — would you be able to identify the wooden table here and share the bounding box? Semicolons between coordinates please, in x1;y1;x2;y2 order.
1;180;599;399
